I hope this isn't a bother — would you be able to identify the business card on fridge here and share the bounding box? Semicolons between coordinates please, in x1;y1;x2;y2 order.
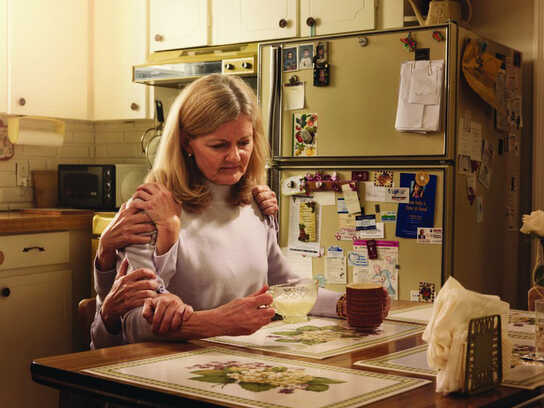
416;227;442;244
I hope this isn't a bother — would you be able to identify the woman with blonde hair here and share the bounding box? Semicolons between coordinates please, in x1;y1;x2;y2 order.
91;74;386;348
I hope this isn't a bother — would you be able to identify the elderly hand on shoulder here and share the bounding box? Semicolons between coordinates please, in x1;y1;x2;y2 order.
130;182;182;232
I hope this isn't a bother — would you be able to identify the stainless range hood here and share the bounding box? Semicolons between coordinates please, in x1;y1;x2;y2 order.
133;43;258;88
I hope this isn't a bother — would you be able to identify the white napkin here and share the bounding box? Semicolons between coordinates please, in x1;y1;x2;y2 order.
395;60;444;133
422;277;512;394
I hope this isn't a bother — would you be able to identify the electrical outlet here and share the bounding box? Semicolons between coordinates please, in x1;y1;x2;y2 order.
16;160;30;187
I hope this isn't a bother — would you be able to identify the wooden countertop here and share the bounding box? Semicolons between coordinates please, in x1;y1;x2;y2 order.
0;209;94;234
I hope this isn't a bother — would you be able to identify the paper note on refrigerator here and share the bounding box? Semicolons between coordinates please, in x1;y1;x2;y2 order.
396;173;437;239
284;83;305;110
341;183;361;214
288;197;321;256
352;240;399;300
325;255;347;284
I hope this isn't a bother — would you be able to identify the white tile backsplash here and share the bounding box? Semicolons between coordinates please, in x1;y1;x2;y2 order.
0;118;152;207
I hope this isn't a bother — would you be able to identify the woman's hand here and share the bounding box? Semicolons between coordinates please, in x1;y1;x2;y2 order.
142;293;193;335
212;285;276;336
129;183;182;255
97;203;156;271
252;185;278;216
100;259;160;334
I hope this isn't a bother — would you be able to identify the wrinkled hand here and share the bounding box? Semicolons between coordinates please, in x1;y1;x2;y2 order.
97;202;156;270
142;293;193;335
213;285;276;336
252;185;278;217
129;182;182;231
100;259;160;334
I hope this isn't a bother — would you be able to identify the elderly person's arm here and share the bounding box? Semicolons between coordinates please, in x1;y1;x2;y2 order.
120;286;275;342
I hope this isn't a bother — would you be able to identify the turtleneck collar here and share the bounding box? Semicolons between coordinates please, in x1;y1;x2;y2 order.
206;181;232;202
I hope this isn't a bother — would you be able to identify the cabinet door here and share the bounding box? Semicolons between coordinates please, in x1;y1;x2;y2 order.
150;0;208;52
0;269;72;408
211;0;297;45
94;0;151;120
7;0;89;119
300;0;375;36
0;0;6;113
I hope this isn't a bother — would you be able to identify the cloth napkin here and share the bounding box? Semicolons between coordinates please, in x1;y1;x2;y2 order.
422;277;512;394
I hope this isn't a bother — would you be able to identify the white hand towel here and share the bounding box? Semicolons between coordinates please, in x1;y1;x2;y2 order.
423;277;512;394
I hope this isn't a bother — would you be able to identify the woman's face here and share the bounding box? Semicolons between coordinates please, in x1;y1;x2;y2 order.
187;114;254;185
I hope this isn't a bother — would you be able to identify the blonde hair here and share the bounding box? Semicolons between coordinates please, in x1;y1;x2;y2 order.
147;74;268;213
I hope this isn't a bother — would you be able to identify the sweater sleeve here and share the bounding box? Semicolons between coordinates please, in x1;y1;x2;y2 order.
265;216;342;318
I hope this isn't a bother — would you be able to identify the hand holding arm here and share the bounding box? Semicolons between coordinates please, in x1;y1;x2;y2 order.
129;183;182;255
100;259;160;334
252;185;278;217
96;203;155;271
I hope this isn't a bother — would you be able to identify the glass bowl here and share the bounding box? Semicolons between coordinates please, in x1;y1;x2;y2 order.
268;278;318;323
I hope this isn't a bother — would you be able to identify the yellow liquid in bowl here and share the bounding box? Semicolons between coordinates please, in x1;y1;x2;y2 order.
273;296;317;323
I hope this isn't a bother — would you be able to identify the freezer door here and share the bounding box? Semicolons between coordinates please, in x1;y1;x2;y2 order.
259;25;456;159
273;167;448;301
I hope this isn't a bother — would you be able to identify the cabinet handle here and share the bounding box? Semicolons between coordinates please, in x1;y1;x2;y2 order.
1;287;10;298
278;19;288;28
306;17;316;27
130;103;139;111
22;246;45;253
154;34;164;42
18;97;26;106
241;61;252;69
224;63;234;70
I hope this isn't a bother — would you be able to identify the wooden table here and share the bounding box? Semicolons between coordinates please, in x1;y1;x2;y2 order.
31;304;543;408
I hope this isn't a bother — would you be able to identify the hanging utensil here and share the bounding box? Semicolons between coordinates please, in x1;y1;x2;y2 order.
140;100;165;168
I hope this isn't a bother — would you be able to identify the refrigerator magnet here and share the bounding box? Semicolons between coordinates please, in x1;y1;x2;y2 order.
418;282;435;303
314;41;328;64
298;200;317;242
313;63;329;86
374;170;394;187
297;43;314;70
281;176;304;196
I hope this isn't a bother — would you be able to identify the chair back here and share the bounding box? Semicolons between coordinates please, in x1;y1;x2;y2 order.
78;297;96;349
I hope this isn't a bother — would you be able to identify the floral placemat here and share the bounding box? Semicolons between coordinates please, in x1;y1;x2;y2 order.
204;318;425;359
509;309;535;335
354;344;437;377
83;347;430;408
385;304;434;325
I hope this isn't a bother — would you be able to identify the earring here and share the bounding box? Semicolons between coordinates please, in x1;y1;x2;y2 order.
187;152;192;157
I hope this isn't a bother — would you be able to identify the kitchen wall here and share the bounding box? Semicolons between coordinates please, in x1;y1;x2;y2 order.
0;118;152;210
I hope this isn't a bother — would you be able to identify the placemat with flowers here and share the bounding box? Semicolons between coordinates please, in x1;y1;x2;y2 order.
203;317;424;359
83;346;430;408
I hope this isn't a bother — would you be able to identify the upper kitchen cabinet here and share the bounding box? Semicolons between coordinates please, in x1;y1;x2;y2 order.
300;0;376;36
93;0;152;120
5;0;90;120
150;0;209;52
211;0;297;45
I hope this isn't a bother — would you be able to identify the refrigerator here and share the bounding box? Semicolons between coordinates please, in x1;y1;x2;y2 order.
258;23;524;305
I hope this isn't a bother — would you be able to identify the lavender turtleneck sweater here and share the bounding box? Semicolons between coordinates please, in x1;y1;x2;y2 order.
91;183;341;349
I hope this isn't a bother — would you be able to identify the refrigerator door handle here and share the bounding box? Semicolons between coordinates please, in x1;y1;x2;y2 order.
267;47;281;157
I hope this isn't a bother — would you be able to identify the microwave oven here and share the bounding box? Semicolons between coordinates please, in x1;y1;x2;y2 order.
58;164;148;210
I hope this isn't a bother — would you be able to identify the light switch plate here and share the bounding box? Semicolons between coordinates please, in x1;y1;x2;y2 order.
16;160;30;187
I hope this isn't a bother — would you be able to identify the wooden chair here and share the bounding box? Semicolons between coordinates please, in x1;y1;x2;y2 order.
78;297;96;350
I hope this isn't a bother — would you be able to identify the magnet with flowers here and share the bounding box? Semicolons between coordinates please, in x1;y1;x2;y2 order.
293;112;318;156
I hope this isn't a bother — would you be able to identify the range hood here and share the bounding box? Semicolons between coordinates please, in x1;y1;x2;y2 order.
133;43;258;88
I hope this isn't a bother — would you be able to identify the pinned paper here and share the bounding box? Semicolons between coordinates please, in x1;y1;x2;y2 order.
313;191;335;206
347;251;368;267
478;139;494;189
416;227;442;244
341;183;361;214
288;197;321;256
396;173;437;239
336;197;348;213
325;255;346;284
381;211;397;222
281;248;313;279
352;240;399;299
356;222;384;239
386;187;410;203
284;84;305;110
336;212;357;241
364;182;387;202
355;214;376;231
281;175;303;196
327;246;344;257
298;200;317;242
457;118;483;161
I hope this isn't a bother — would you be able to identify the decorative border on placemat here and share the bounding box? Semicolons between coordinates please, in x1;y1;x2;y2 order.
354;344;437;377
83;347;430;408
205;321;424;359
385;304;434;325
